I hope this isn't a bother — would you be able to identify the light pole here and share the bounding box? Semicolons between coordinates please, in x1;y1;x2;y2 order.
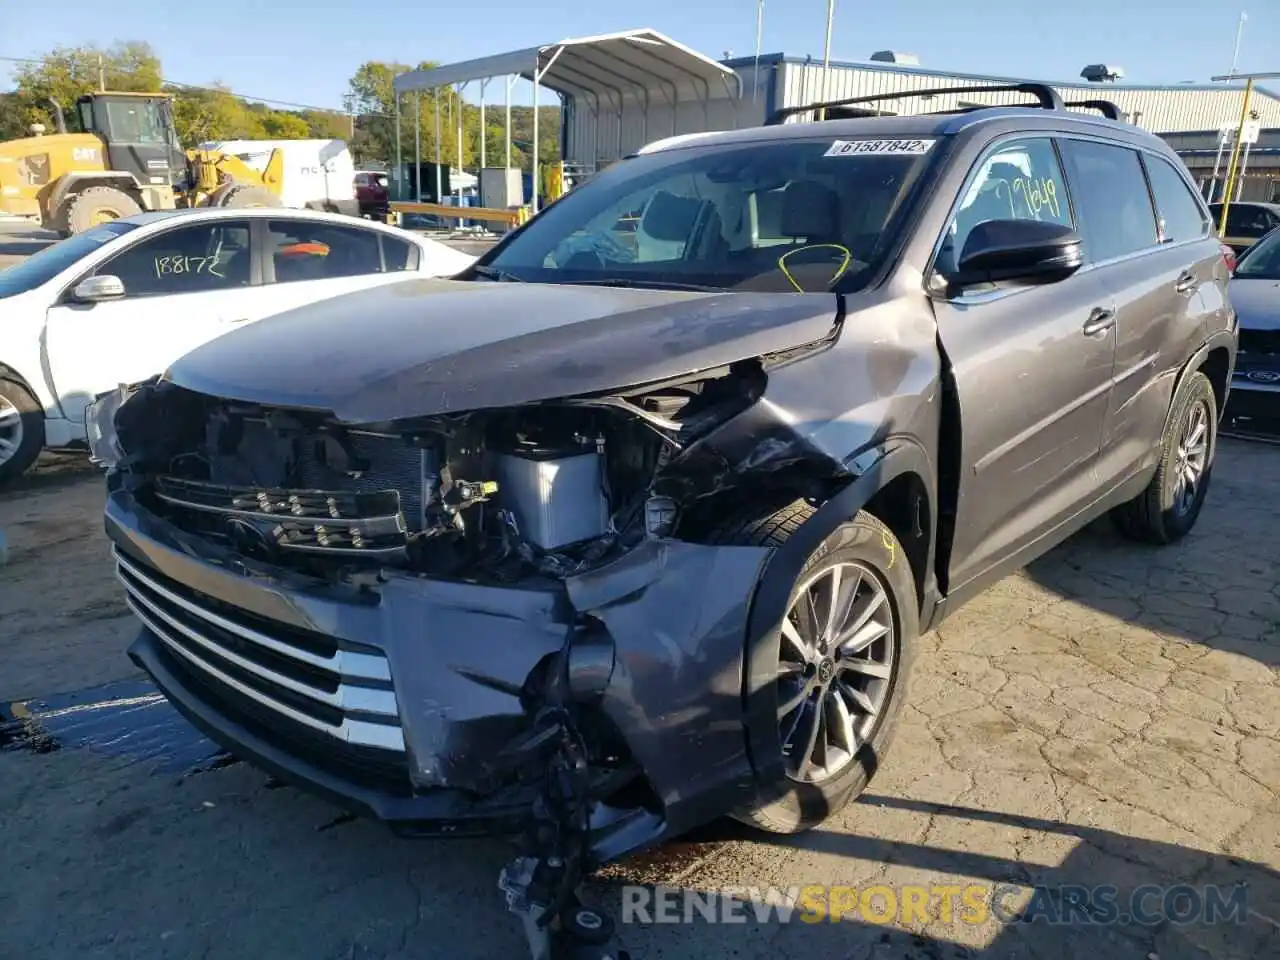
753;0;764;102
1229;11;1247;77
1210;71;1280;235
818;0;836;120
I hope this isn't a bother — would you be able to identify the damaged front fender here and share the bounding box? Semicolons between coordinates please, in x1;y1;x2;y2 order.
566;538;772;837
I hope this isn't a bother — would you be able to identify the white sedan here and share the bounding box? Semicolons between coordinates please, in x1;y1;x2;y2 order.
0;207;476;482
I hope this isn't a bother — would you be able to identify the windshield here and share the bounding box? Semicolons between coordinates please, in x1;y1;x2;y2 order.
0;222;137;300
1235;228;1280;279
485;136;939;293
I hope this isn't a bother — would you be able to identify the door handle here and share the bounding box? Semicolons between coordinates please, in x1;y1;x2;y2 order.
1174;271;1199;295
1082;307;1116;337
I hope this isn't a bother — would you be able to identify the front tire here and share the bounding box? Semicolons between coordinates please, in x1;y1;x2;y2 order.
218;185;282;209
711;502;918;834
0;377;45;484
64;186;143;235
1111;370;1217;545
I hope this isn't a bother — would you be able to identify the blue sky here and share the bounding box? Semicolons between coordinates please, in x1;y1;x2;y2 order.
1;0;1273;112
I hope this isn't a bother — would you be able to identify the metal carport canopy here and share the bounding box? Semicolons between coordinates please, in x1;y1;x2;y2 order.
392;28;741;102
392;28;741;210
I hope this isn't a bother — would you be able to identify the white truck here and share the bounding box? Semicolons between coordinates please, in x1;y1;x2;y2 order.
198;138;360;218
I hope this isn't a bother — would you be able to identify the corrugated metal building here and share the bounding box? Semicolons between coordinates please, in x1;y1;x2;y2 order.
742;54;1280;132
1159;128;1280;203
561;49;1280;173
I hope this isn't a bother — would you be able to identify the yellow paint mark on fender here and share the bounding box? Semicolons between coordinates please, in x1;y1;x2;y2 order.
880;528;897;569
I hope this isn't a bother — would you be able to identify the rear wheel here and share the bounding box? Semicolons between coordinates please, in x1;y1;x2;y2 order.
218;185;282;209
64;186;142;235
1111;370;1217;544
710;502;917;834
0;377;44;484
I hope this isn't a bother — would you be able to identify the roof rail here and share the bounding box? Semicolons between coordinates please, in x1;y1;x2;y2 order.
1063;99;1126;121
765;82;1068;125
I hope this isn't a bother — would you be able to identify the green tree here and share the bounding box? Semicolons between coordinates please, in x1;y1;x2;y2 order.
300;110;352;140
13;41;162;128
0;93;29;140
345;60;480;168
262;111;311;139
171;85;267;143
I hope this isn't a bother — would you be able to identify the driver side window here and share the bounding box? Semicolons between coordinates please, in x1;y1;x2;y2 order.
96;222;252;298
549;177;708;268
939;138;1073;277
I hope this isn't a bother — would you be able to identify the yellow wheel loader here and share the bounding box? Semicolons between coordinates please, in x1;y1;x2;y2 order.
0;91;285;236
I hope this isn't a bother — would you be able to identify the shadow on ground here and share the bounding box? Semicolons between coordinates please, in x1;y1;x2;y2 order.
1018;439;1280;669
603;795;1278;960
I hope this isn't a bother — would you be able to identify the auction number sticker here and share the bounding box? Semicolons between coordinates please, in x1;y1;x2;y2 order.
824;138;935;157
153;254;228;279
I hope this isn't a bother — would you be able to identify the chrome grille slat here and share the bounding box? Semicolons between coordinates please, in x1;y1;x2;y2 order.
114;549;404;754
114;549;390;681
129;598;405;752
123;589;398;718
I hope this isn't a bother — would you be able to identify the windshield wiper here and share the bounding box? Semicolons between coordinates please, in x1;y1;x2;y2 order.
558;277;722;292
471;265;526;282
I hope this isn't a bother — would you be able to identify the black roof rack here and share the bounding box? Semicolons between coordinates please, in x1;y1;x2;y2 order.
1063;99;1126;121
764;81;1123;126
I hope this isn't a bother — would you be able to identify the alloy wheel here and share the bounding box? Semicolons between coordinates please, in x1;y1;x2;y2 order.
1172;398;1210;516
777;560;897;783
0;395;24;467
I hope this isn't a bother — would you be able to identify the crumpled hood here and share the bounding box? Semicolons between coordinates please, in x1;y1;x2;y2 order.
1230;276;1280;332
165;279;841;422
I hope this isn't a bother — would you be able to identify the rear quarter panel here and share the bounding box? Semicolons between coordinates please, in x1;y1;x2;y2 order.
1095;237;1231;475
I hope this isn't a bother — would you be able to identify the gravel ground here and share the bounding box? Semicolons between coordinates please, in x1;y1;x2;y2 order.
0;221;1276;959
1;444;1276;960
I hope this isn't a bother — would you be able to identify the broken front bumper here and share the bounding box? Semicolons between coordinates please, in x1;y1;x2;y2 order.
105;488;771;860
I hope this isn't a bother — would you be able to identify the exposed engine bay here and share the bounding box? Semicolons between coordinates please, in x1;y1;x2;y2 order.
106;358;826;584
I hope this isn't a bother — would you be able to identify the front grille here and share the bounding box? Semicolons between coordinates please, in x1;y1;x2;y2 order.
1239;329;1280;355
115;548;405;753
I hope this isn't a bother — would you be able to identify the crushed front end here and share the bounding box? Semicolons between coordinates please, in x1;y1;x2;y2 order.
95;362;833;861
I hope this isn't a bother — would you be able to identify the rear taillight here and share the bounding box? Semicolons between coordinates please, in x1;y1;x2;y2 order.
1221;243;1237;274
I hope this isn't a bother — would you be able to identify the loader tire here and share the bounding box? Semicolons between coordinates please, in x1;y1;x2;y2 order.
64;186;142;235
203;184;238;207
219;185;282;209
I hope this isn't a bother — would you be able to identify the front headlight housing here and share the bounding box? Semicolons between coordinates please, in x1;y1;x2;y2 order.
85;385;131;470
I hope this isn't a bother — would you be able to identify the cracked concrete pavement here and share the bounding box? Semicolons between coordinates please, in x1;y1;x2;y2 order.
1;436;1277;959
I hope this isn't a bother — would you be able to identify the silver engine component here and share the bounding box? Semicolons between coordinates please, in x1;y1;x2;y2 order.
494;448;610;551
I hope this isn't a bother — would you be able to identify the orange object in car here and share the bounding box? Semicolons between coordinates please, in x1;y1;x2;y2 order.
278;241;330;257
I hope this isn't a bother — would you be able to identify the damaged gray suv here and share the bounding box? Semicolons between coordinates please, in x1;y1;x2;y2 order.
93;83;1235;957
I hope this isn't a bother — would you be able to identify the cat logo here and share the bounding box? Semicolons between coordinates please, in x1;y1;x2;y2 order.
72;146;99;163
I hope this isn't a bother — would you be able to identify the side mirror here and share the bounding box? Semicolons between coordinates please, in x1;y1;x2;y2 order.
72;275;126;303
954;219;1083;286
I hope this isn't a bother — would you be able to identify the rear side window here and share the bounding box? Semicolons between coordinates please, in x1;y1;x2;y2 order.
265;221;385;283
1059;140;1159;262
1144;156;1209;244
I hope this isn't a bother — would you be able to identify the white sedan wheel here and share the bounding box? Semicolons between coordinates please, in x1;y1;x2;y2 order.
0;394;24;466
